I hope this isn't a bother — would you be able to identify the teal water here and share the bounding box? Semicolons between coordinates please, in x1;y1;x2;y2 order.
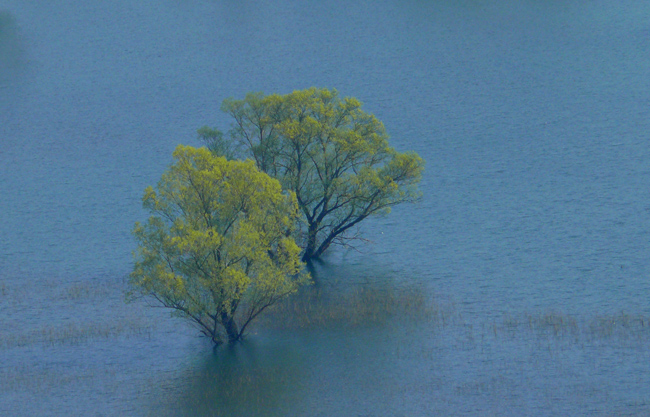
2;1;650;415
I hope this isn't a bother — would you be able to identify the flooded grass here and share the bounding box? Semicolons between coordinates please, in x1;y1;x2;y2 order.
3;276;650;416
0;278;153;349
0;319;153;349
0;364;101;393
3;276;648;350
0;278;114;302
485;310;650;346
61;281;113;300
587;313;649;339
256;283;457;331
254;281;650;350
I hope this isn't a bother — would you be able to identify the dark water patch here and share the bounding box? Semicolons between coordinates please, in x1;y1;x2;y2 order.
161;340;307;417
0;10;25;82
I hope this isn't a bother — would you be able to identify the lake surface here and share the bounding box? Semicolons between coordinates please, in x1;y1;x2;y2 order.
2;0;650;415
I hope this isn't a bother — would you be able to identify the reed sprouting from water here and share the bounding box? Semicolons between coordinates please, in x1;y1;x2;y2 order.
255;283;456;331
0;278;152;349
0;320;153;349
490;310;650;343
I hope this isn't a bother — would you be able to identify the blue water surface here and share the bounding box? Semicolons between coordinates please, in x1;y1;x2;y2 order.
1;1;650;415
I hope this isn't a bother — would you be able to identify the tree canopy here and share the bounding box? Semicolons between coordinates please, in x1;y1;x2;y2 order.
203;87;424;261
130;145;309;345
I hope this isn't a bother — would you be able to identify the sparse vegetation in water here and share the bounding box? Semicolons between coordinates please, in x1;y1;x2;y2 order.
256;282;457;332
481;310;650;345
62;282;112;300
0;319;153;349
0;278;154;350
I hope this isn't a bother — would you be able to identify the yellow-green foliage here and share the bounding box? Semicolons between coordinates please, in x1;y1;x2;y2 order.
212;87;424;260
130;145;309;344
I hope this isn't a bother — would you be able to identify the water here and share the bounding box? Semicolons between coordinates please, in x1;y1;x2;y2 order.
2;0;650;415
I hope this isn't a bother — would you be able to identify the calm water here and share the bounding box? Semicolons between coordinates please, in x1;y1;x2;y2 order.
2;0;650;415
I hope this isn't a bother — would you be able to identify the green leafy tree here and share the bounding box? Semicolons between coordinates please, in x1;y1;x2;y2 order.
202;88;424;261
130;145;309;345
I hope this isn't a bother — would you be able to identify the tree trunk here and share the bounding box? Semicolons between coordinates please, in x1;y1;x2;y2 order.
221;312;240;343
302;221;319;261
302;245;315;262
210;333;223;345
312;239;332;259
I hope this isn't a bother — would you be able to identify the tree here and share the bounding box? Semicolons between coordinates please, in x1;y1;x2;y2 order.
202;88;424;261
130;145;309;345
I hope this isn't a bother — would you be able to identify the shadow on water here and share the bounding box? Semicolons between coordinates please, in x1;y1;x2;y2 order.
152;260;451;417
167;338;306;417
149;258;650;416
0;11;25;84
